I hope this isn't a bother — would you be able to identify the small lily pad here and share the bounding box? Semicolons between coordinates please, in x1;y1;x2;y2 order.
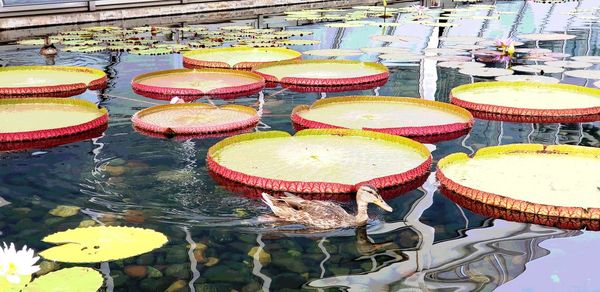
276;39;320;46
545;60;594;69
23;267;103;292
17;39;46;46
379;53;424;62
563;70;600;80
40;226;168;263
360;47;409;54
495;75;560;84
63;46;105;53
437;61;485;69
571;56;600;63
459;67;513;77
518;33;576;41
303;49;363;57
130;48;173;55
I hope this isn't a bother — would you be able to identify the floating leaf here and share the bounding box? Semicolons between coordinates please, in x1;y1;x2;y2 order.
276;39;320;46
39;226;168;263
564;70;600;80
129;48;173;55
459;67;513;77
303;49;363;57
495;75;560;84
545;60;593;69
63;46;105;53
23;267;102;292
518;33;576;41
437;61;485;69
571;56;600;64
0;275;30;292
17;39;45;46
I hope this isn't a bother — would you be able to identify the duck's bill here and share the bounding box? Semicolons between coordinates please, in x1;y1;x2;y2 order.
375;200;393;212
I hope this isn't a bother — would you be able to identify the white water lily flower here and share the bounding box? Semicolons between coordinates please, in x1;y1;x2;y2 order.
0;242;40;284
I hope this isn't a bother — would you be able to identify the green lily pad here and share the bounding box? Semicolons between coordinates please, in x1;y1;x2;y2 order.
39;226;168;263
23;267;103;292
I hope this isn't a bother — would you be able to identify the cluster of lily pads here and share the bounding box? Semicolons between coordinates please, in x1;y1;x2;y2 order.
1;226;167;291
16;23;322;54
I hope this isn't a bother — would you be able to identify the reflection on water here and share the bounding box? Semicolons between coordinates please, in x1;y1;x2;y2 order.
1;0;600;290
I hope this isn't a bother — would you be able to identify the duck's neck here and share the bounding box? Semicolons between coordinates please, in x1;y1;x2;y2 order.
355;201;369;225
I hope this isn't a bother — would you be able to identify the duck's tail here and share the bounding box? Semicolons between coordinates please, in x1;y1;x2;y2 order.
261;192;278;212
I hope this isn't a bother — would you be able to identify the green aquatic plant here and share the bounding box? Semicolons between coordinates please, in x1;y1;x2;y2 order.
22;267;102;292
39;226;168;263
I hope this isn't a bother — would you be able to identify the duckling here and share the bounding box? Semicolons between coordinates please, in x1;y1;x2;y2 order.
39;36;57;56
261;185;393;230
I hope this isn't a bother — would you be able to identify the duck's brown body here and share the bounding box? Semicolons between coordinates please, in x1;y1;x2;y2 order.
261;185;392;230
263;193;356;229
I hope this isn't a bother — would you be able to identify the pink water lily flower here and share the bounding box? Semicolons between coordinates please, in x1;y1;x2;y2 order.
495;38;514;51
0;242;40;284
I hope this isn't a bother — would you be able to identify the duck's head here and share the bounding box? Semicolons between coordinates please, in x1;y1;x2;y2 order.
356;185;393;212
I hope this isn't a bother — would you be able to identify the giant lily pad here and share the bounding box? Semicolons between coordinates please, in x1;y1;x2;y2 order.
291;96;473;142
437;144;600;228
0;66;107;97
23;267;103;292
450;81;600;122
39;226;168;263
207;129;431;193
183;47;301;69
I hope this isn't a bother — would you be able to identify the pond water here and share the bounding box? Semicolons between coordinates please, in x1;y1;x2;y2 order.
1;1;600;291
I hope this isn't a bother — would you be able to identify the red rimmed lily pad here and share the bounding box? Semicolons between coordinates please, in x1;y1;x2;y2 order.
291;96;473;143
450;81;600;123
132;103;259;136
0;98;108;146
0;66;107;98
182;47;302;70
207;129;431;194
252;60;389;90
131;69;265;101
437;144;600;229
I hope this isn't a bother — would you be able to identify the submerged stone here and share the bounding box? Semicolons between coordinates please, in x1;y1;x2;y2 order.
165;263;190;279
49;205;80;217
165;279;187;292
147;266;163;278
124;265;148;278
78;219;97;228
248;246;271;265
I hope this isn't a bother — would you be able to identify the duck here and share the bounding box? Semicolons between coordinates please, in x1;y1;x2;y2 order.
261;185;393;230
39;36;57;56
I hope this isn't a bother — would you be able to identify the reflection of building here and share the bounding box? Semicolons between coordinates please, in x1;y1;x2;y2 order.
308;174;579;291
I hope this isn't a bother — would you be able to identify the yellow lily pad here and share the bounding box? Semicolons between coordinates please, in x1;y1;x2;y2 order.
39;226;168;263
23;267;103;292
17;39;45;46
276;39;320;46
